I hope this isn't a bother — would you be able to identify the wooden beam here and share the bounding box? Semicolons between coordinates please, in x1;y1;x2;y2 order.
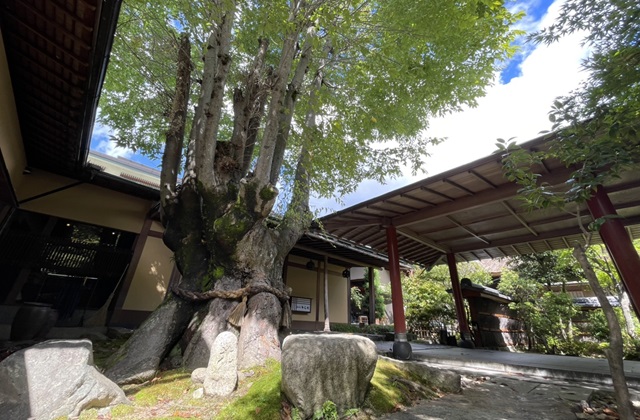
502;201;538;236
383;199;420;211
446;215;490;245
605;179;640;194
588;187;640;317
368;267;375;325
366;203;404;216
452;216;640;254
394;166;576;228
399;193;436;207
443;178;475;195
293;244;386;268
468;170;498;189
114;218;152;310
447;253;471;339
420;186;454;201
396;227;450;253
322;218;385;230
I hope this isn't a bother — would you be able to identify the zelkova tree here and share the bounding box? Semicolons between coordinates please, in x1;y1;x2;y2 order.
102;0;519;384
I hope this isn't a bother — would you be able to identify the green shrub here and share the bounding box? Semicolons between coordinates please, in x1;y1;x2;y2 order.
313;401;338;419
329;323;394;335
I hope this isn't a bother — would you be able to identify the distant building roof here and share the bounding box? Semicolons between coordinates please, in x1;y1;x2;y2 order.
88;151;161;189
573;296;620;309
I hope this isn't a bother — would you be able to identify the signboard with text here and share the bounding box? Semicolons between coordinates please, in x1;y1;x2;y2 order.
291;296;312;313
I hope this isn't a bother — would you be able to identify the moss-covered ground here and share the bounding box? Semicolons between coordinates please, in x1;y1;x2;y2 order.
79;339;448;419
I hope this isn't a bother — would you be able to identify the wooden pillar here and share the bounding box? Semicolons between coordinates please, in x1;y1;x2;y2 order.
587;186;640;317
323;256;330;332
113;218;152;311
447;253;471;341
315;261;321;324
346;269;351;324
368;267;375;325
386;225;411;359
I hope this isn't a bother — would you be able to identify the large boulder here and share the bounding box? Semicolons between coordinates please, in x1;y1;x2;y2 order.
282;334;377;418
203;331;238;396
0;339;129;420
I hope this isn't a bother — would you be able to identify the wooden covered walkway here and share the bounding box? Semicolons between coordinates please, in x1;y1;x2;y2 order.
320;134;640;358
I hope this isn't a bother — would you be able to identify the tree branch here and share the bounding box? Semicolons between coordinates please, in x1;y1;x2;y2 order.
160;33;191;224
253;9;304;183
230;38;270;178
269;38;314;184
573;242;635;420
194;4;236;188
278;68;324;252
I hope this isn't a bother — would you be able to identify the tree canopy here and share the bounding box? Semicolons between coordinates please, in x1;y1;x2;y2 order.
100;0;521;203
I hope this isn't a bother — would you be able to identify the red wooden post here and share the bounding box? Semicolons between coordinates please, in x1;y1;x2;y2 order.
447;253;472;342
386;225;412;359
587;187;640;317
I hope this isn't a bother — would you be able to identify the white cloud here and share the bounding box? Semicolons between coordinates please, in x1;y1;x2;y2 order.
94;138;135;159
312;0;590;215
92;120;135;159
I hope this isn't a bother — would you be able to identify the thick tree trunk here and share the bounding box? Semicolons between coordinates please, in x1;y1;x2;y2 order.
108;222;297;383
179;223;294;370
104;297;196;384
573;244;635;420
182;277;241;370
238;292;282;369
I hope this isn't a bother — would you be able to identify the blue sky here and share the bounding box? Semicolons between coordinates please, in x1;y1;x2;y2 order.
90;0;588;214
501;0;555;84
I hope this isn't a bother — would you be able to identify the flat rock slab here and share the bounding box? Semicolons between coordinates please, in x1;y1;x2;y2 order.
380;356;461;393
282;334;377;418
0;339;128;420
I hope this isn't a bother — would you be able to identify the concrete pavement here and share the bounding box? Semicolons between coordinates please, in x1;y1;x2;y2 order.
375;341;640;388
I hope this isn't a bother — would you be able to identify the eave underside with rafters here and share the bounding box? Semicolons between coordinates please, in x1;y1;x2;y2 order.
320;135;640;268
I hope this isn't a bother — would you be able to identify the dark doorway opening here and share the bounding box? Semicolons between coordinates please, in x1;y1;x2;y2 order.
0;209;135;326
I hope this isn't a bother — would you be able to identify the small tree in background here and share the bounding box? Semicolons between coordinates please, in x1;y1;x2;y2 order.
508;250;581;290
403;262;491;339
497;269;543;350
588;244;639;339
350;269;390;323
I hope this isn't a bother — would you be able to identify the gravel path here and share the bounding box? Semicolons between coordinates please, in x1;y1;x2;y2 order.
382;371;640;420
